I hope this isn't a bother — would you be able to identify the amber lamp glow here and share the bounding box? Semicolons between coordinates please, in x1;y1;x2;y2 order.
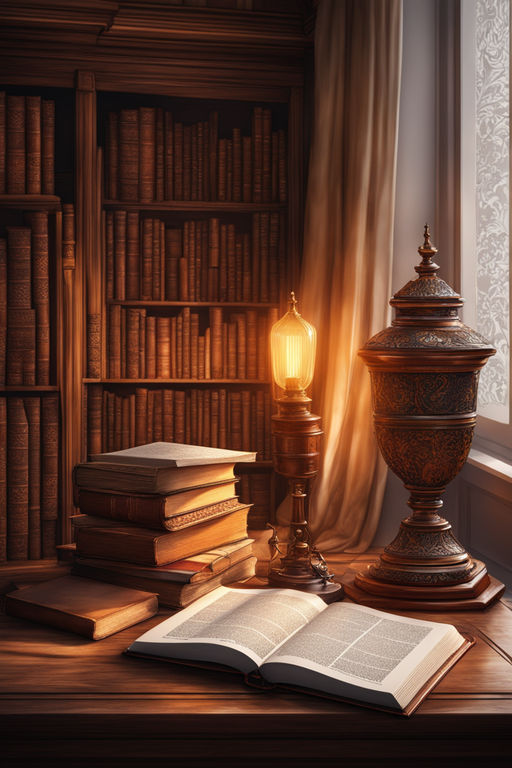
268;292;343;603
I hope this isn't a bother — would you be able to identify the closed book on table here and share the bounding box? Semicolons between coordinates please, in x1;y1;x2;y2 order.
72;555;257;609
5;575;158;640
91;441;256;467
75;505;250;566
75;481;241;530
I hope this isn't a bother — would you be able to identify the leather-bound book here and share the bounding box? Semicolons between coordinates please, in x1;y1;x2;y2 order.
135;388;148;446
145;315;156;379
271;130;278;201
191;312;199;379
200;219;208;300
87;384;103;458
191;122;198;201
141;216;153;301
164;111;173;200
234;313;246;380
155;107;164;201
232;127;242;202
262;108;272;203
152;217;161;300
139;106;155;203
217;138;226;202
210;389;219;448
179;253;188;302
242;134;252;203
173;121;183;201
229;391;242;451
269;212;280;303
174;390;185;444
119;109;139;202
106;391;115;452
126;309;140;379
255;389;265;459
108;304;121;379
120;307;126;379
7;95;26;194
219;223;227;302
227;322;237;380
0;92;5;193
107;111;119;200
226;224;236;302
126;211;140;299
163;389;174;442
153;388;163;442
259;212;270;302
225;138;233;202
182;307;191;379
251;213;260;302
183;124;191;200
62;203;76;271
105;211;114;300
209;307;223;379
198;335;205;380
0;239;6;385
202;389;210;445
0;398;6;560
246;310;257;380
7;397;29;560
7;226;31;308
41;99;55;195
165;228;180;300
114;394;122;452
252;106;263;203
197;120;203;202
24;396;41;560
208;111;218;200
138;308;146;379
160;220;166;300
218;388;227;449
278;128;287;202
204;327;211;379
129;393;136;446
41;394;59;558
176;313;183;378
114;210;127;300
242;390;251;451
25;211;50;385
26;95;41;194
156;316;171;379
235;235;243;302
7;308;35;387
208;218;219;301
242;233;251;302
190;389;198;444
202;119;210;200
185;221;194;302
264;390;271;460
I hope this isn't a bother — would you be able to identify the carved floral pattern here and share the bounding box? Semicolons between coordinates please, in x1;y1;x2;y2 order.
384;528;466;559
365;324;495;350
370;371;479;415
394;276;457;298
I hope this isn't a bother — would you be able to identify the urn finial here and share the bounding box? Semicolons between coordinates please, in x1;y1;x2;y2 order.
415;223;439;276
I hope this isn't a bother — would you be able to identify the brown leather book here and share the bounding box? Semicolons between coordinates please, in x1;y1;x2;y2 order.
209;307;223;379
197;120;203;201
156;316;171;379
191;122;198;201
141;216;153;301
5;575;158;640
232;127;242;202
278;128;287;202
271;130;279;201
173;121;183;201
182;307;191;379
7;95;26;194
199;219;207;300
7;397;29;560
73;555;256;610
152;217;161;300
262;108;272;203
163;389;174;442
225;138;233;202
0;398;6;561
178;254;188;301
208;111;218;200
264;390;271;460
121;394;130;450
145;315;156;378
41;394;59;558
164;111;173;200
114;210;127;300
186;220;195;301
0;92;5;193
176;313;183;378
7;226;31;308
227;224;236;301
219;388;227;449
255;389;265;459
62;203;76;270
120;307;126;379
235;235;243;301
138;308;146;379
108;304;121;378
24;396;41;560
107;111;119;200
269;212;280;303
242;234;251;302
87;384;103;458
204;327;211;379
202;119;210;201
259;212;269;302
183;124;191;200
155;107;164;201
135;388;148;446
75;502;249;567
126;308;140;379
241;391;251;451
246;309;257;380
251;213;260;302
126;211;140;299
25;211;50;384
139;106;155;202
26;95;41;194
174;390;185;443
105;211;114;300
229;391;242;452
0;239;7;385
191;312;199;379
234;313;246;380
208;218;219;301
41;99;55;195
159;220;166;300
7;308;35;387
242;134;252;202
227;322;237;380
153;389;163;442
119;109;139;202
165;228;180;300
219;223;227;302
217;137;226;201
252;106;263;203
190;388;198;443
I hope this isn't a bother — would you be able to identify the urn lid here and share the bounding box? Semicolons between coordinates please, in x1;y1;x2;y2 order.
360;225;496;357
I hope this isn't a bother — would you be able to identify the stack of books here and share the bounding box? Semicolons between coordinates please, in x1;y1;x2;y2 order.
71;442;258;609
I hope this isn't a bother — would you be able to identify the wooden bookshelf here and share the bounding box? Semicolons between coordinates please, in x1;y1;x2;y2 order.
0;1;312;556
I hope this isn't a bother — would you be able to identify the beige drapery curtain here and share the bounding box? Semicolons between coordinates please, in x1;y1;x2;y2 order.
300;0;402;552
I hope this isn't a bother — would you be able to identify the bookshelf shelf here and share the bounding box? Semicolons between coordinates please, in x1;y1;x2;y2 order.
0;386;60;393
0;194;61;211
103;200;287;213
106;300;279;309
84;378;271;385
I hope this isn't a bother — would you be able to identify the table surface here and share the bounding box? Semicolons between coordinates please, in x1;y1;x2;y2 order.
1;551;512;768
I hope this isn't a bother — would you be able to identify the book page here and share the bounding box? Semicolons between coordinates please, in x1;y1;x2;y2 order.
128;586;327;673
93;442;256;466
261;603;463;708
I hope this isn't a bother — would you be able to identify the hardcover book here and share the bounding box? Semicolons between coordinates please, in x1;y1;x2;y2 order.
127;586;473;716
91;441;256;467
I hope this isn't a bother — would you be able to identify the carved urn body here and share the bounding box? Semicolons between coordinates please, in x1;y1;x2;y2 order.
353;227;503;608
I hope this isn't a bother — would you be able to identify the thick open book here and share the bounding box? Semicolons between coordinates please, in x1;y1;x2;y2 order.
126;587;473;715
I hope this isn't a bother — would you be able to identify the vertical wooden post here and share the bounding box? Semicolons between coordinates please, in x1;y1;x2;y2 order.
287;86;304;298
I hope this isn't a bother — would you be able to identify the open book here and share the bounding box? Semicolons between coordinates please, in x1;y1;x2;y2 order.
126;587;472;715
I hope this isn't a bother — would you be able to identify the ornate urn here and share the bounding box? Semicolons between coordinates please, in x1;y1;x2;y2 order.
351;226;504;609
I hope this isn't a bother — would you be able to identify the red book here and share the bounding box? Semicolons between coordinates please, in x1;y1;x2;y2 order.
7;398;29;560
119;109;139;202
0;398;6;560
41;99;55;195
107;111;119;200
126;211;140;300
164;111;173;200
7;95;25;194
26;96;41;194
139;107;156;203
24;397;41;560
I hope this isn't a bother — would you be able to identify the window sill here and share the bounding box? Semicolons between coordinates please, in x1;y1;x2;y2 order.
467;448;512;485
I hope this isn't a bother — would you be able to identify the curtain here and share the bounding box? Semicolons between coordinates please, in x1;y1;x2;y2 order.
300;0;402;552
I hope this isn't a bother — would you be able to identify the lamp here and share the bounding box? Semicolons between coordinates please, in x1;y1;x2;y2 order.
267;292;343;603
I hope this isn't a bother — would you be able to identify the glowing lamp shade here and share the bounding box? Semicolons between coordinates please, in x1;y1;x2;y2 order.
270;293;316;392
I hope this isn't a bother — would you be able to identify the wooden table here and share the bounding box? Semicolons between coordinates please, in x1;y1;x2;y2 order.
1;553;511;768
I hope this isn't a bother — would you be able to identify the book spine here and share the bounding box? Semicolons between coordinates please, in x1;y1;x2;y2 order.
105;212;114;301
182;307;191;379
120;307;126;379
24;396;41;559
235;235;243;302
153;388;163;441
252;106;263;203
26;96;41;195
202;120;210;201
87;384;103;458
227;224;236;302
229;391;242;451
155;107;164;202
259;212;269;303
126;211;140;300
135;387;148;445
235;313;246;380
121;394;130;449
7;308;36;386
114;210;127;300
156;316;171;379
7;397;29;560
140;216;153;301
173;122;183;201
139;106;155;203
187;221;195;302
262;108;272;203
209;307;223;379
41;99;55;195
138;308;146;379
163;389;174;442
225;138;233;202
227;321;237;380
191;123;198;201
197;120;203;202
0;398;6;560
119;109;139;202
107;111;119;200
25;211;50;385
209;111;218;201
174;389;185;443
242;135;252;203
242;233;251;303
208;217;219;301
108;304;121;378
7;95;25;194
160;220;166;301
255;389;265;458
41;394;59;558
76;488;166;529
191;312;199;379
176;313;183;378
164;111;173;200
183;124;191;201
145;315;156;379
126;309;140;378
62;203;76;271
242;390;251;450
219;224;227;302
152;217;161;300
7;226;31;308
165;228;180;300
232;127;242;202
251;213;260;302
0;92;5;193
278;129;287;202
0;240;5;384
271;130;279;201
217;138;226;202
246;309;257;380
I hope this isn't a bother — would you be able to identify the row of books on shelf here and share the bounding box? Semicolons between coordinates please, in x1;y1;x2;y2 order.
87;385;273;461
0;92;55;195
0;395;59;562
105;212;284;303
105;107;287;204
107;305;278;381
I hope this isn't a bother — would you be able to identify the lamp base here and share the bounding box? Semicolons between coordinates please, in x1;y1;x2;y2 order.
268;567;344;604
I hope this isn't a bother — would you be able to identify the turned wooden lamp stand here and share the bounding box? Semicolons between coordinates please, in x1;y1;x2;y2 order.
346;226;505;610
268;293;343;603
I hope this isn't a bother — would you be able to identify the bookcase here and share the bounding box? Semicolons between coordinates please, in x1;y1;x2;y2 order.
0;0;312;568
